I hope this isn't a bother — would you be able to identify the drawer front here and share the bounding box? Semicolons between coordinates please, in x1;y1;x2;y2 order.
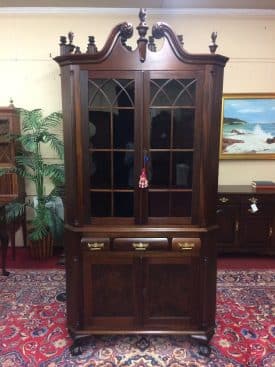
172;238;201;254
81;237;110;251
217;194;239;205
113;238;169;251
241;195;272;216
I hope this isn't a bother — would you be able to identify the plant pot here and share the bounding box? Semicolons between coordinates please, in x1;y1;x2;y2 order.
29;234;53;260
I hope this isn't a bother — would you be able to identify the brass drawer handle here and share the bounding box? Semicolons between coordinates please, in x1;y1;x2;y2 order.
248;197;258;204
235;220;239;232
178;242;195;250
132;242;149;251
219;197;229;203
269;227;273;238
87;242;104;251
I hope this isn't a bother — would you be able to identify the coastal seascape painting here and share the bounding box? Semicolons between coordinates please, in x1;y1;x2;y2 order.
220;94;275;159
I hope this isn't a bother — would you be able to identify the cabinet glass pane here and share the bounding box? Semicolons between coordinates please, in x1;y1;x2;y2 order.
114;110;134;149
148;77;196;219
150;79;196;107
173;109;195;149
114;192;133;217
150;110;171;148
114;152;134;188
0;119;9;143
171;192;192;217
90;192;111;217
149;192;169;216
150;152;169;187
89;111;110;148
88;79;134;108
172;152;193;188
90;152;111;188
88;77;135;219
149;192;192;217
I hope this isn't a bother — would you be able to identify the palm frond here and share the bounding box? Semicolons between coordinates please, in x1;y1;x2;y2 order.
29;216;49;241
43;111;63;128
20;109;44;132
18;133;39;152
4;201;27;222
45;207;64;240
39;131;64;159
43;164;65;184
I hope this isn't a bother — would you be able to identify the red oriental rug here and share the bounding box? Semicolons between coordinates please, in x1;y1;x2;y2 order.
0;269;274;366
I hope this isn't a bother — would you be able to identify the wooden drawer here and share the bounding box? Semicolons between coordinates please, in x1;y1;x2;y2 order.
172;238;201;254
241;195;273;217
81;237;110;251
217;194;239;205
113;238;169;251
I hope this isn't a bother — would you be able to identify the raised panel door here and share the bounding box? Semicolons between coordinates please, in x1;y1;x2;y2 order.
216;204;239;249
142;254;201;330
82;252;141;330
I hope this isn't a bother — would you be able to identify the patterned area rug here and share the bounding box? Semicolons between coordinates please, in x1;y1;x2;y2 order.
0;270;274;367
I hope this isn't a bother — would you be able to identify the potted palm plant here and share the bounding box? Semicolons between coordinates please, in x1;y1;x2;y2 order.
0;108;65;259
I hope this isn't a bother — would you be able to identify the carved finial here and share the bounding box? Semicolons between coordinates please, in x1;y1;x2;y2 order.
177;35;184;47
59;36;67;55
9;98;14;107
58;31;81;55
68;31;74;44
209;31;218;54
87;36;98;54
136;8;149;62
139;8;147;23
60;36;66;45
148;36;156;52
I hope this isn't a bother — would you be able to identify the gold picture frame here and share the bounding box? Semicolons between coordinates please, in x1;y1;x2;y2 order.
220;93;275;160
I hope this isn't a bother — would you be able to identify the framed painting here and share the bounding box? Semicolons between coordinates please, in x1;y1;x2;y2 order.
220;93;275;159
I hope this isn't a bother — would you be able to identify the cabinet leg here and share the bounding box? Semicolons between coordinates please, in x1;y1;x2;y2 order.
69;331;91;356
190;329;214;357
69;338;83;356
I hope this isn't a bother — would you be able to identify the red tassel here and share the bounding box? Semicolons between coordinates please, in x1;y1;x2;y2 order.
139;168;148;188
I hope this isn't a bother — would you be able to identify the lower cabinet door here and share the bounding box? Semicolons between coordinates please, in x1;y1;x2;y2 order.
142;254;201;330
216;204;239;249
239;216;272;249
82;253;140;330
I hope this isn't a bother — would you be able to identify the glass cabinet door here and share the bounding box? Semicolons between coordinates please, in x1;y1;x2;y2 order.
0;117;12;164
145;74;200;222
88;77;136;219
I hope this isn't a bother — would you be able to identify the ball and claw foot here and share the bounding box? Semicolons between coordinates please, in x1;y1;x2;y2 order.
198;343;211;357
70;343;82;356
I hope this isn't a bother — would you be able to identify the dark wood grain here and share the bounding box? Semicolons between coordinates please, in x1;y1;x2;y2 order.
55;10;228;354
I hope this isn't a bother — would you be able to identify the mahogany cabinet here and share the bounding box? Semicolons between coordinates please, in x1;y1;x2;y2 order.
0;102;21;203
0;102;26;257
55;9;228;355
217;185;275;254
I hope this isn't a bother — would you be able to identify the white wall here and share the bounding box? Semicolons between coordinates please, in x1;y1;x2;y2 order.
0;8;275;191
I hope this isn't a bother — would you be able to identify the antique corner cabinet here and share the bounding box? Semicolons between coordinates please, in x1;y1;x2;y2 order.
54;9;228;356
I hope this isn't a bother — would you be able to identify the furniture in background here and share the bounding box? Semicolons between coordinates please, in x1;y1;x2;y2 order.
0;102;26;258
55;9;228;356
0;204;10;276
217;185;275;255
